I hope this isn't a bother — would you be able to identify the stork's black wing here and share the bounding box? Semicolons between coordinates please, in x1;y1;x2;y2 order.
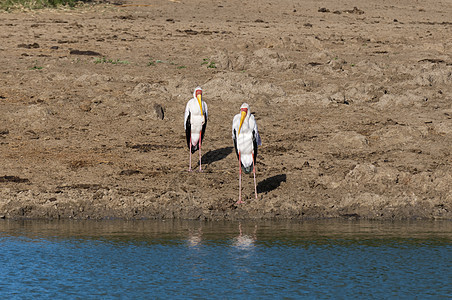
252;129;258;163
233;129;239;160
185;112;191;150
200;111;207;145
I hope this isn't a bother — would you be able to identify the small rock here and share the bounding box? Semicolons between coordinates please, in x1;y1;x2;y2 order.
119;170;141;176
25;130;39;139
154;104;164;120
18;43;40;49
344;7;364;14
69;49;102;56
79;101;92;112
184;29;198;35
0;176;29;183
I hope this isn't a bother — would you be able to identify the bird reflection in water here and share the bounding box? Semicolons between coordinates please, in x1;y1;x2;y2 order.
187;227;203;248
232;223;257;250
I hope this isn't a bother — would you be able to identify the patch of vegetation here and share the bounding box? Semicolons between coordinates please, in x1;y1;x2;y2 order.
0;0;93;10
148;58;183;68
148;59;167;66
30;61;43;70
94;57;130;65
201;58;217;69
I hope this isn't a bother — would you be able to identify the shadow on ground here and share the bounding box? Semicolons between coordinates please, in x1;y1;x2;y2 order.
202;146;233;164
257;174;286;193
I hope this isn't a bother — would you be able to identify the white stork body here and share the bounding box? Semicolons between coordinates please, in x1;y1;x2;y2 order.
184;87;208;172
232;103;261;203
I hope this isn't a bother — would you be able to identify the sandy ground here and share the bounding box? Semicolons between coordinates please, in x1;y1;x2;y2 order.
0;0;451;220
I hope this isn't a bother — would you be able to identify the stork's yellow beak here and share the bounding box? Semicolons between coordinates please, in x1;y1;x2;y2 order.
238;110;246;135
197;94;203;115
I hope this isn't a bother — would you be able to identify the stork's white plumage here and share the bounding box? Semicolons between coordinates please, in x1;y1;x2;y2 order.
232;103;262;204
184;87;208;172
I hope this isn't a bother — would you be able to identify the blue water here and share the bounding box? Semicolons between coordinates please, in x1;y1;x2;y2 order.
0;220;451;298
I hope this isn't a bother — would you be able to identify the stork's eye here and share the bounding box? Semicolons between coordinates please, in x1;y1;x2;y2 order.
195;90;202;97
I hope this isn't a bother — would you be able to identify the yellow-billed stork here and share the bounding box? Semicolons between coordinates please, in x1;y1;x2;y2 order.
184;86;208;172
232;103;262;204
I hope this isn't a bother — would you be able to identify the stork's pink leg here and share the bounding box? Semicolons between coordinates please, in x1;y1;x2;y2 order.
198;132;202;172
188;136;192;172
253;154;257;199
237;151;244;204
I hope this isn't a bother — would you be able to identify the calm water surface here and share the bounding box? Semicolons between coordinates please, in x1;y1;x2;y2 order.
0;219;451;298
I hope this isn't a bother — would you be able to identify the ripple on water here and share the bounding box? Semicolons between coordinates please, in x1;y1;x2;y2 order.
0;219;450;298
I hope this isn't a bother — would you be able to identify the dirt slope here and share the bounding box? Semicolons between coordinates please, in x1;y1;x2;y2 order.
0;0;451;220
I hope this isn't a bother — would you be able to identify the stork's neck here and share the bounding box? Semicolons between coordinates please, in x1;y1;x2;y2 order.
240;115;251;131
192;98;203;114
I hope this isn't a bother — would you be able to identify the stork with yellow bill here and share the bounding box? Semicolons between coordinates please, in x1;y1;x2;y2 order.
184;87;208;172
232;103;262;204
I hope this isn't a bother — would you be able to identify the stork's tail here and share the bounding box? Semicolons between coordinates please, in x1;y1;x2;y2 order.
242;165;253;174
190;143;199;153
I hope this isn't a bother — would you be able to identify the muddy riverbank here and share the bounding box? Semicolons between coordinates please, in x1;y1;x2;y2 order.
1;0;451;220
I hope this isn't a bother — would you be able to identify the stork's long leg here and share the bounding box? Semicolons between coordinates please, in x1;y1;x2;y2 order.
252;153;257;199
237;151;244;204
198;132;202;172
188;136;192;172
